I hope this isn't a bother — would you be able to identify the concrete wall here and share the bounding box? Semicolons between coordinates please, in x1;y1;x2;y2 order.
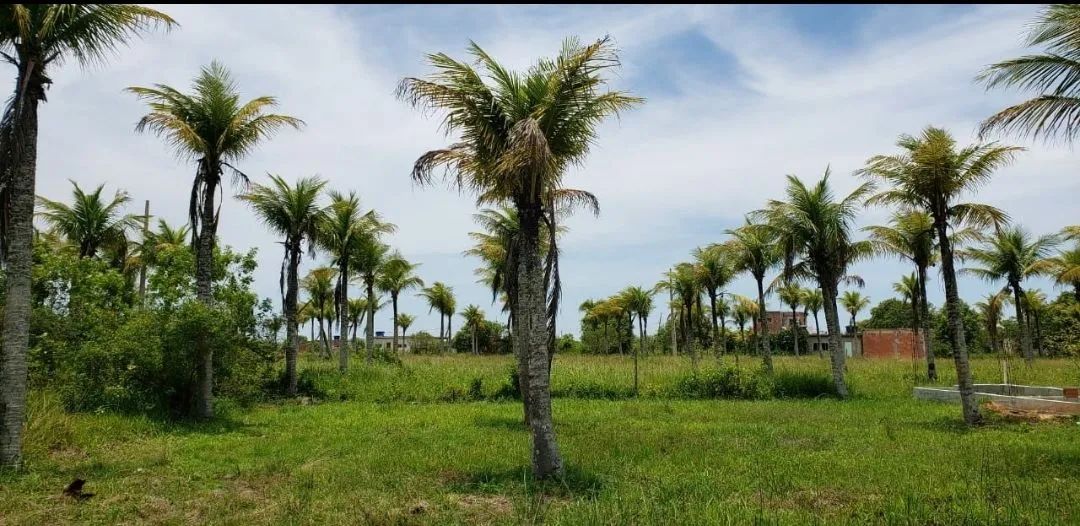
861;329;924;360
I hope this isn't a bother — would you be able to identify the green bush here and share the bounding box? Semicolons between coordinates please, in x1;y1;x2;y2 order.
669;367;836;400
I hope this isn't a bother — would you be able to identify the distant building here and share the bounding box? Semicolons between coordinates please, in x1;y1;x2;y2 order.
754;310;807;334
805;328;925;359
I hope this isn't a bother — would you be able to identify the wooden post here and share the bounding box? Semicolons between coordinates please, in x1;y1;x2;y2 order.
138;199;150;304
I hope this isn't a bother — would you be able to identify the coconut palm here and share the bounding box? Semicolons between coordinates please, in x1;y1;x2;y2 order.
419;282;452;343
975;291;1009;357
660;263;701;368
962;226;1059;363
140;219;191;269
397;313;415;347
352;235;389;363
377;253;423;354
399;36;639;479
803;288;824;357
1024;289;1048;356
1046;230;1080;300
129;62;302;419
461;305;485;355
714;295;730;356
693;244;735;361
621;286;654;395
302;267;337;358
725;220;781;372
893;273;924;360
318;191;395;371
776;283;805;356
756;171;874;398
36;181;139;259
978;5;1080;143
0;4;174;465
733;295;759;357
347;298;368;342
859;126;1020;425
839;291;870;335
238;174;326;395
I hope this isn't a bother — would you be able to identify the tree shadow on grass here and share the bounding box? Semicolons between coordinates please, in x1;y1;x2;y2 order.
445;464;606;499
159;416;254;437
472;415;527;432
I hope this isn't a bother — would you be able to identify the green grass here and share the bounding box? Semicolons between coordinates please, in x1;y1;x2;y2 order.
2;354;1079;524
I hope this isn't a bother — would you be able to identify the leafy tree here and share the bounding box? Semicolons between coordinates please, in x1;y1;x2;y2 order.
1040;293;1080;356
377;253;423;353
978;5;1080;142
724;220;780;372
864;298;916;330
129;62;302;419
238;175;326;395
399;36;640;479
962;225;1059;363
757;171;873;398
0;4;174;466
859;126;1020;425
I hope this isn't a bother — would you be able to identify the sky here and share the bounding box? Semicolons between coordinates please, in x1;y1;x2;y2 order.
27;4;1079;337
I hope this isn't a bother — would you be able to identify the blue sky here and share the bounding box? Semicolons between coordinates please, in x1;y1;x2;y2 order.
28;4;1077;336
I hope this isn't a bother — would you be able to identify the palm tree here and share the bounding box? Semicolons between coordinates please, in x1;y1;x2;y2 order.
962;226;1059;363
803;288;824;357
419;282;452;343
733;295;758;358
859;126;1020;425
693;244;735;361
140;219;191;270
839;291;870;335
461;305;485;355
777;283;804;357
714;295;730;356
0;5;174;464
893;273;923;360
399;37;639;479
377;253;423;354
865;210;950;380
725;220;781;372
396;313;415;348
347;298;368;342
238;175;326;395
661;263;701;368
129;62;302;419
621;286;654;395
302;267;337;358
978;5;1080;142
1046;228;1080;300
1024;289;1048;356
36;181;139;259
318;191;395;372
352;235;388;363
443;287;457;343
975;291;1009;357
757;172;873;397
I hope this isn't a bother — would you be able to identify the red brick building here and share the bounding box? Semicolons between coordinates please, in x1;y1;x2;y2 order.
861;329;925;359
754;310;807;334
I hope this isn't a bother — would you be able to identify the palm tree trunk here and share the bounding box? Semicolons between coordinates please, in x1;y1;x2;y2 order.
791;306;800;356
472;325;478;355
709;292;720;361
391;293;399;354
365;279;375;365
813;312;822;358
1010;282;1034;364
193;165;219;420
447;314;453;343
337;261;349;372
0;72;42;467
684;302;697;369
1034;308;1044;357
917;264;937;381
439;314;445;344
755;276;773;373
935;218;980;425
634;315;642;396
719;311;728;357
284;245;301;395
516;205;562;480
820;280;848;398
318;315;329;357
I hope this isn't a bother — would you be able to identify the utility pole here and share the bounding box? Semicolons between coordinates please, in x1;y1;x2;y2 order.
138;199;150;304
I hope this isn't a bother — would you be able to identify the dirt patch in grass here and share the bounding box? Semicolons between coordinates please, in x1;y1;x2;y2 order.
766;487;880;515
449;493;514;524
985;401;1076;423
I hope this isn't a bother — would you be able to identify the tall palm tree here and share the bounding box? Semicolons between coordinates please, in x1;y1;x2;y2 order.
803;288;824;357
1024;289;1048;356
715;295;730;356
318;191;395;371
757;171;873;397
777;283;804;356
302;267;337;358
693;244;735;361
975;291;1009;357
396;313;415;348
129;62;303;419
347;297;368;342
978;5;1080;142
962;226;1059;363
1046;227;1080;300
36;181;138;259
0;5;174;465
893;273;923;360
419;282;452;342
859;126;1020;425
839;291;870;335
725;220;781;372
238;174;326;395
399;37;639;479
461;305;485;355
621;286;654;395
443;286;457;343
733;295;758;357
661;263;701;368
377;253;423;354
352;235;388;363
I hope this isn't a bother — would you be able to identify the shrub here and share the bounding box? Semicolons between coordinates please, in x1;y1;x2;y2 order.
670;367;773;400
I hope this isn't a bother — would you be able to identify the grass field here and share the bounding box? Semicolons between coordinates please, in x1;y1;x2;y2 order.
2;354;1079;525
